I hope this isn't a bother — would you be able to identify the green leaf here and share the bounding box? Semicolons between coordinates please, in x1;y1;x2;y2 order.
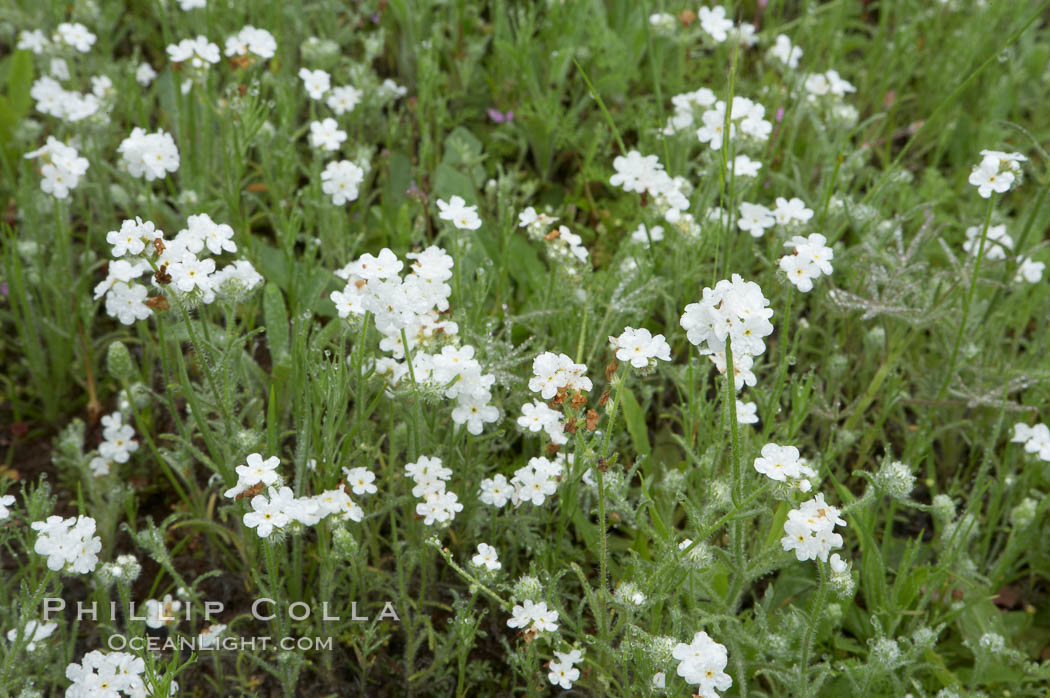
263;283;291;369
619;386;651;457
7;50;33;117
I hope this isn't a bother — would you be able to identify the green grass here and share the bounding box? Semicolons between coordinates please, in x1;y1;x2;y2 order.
1;0;1050;696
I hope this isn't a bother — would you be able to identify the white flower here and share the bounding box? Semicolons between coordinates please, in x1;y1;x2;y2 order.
732;154;761;178
737;202;775;238
673;631;732;695
471;543;501;571
179;0;207;8
479;474;512;507
1015;256;1045;284
321;160;364;205
736;400;758;425
436;195;482;230
327;85;363;115
135;62;158;86
753;443;814;483
343;467;378;495
768;34;802;68
23;137;89;199
308;118;347;152
698;6;734;43
299;68;331;100
968;154;1019;198
6;620;57;652
243;486;294;537
0;494;15;520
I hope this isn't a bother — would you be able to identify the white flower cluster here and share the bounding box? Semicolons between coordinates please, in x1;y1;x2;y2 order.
735;197;814;238
166;35;220;69
438;196;483;230
343;466;379;496
23;136;89;199
7;620;57;652
803;69;856;100
547;649;583;690
753;443;815;492
30;76;102;122
54;22;97;52
405;455;463;526
507;599;559;634
528;351;592;399
479;455;570;508
31;514;102;574
960;218;1043;283
679;274;774;390
144;594;182;629
695;96;772;150
333;247;499;435
780;493;847;562
779;233;834;292
89;412;139;476
321;160;365;204
609;326;672;369
96;214;262;325
224;453;364;536
969;150;1026;198
610;151;693;223
673;631;733;695
66;650;153;698
309;118;347;152
1011;423;1050;462
518;400;568;444
243;485;362;537
697;6;739;44
117;128;180;181
225;26;277;60
518;207;590;271
0;493;14;520
510;456;565;506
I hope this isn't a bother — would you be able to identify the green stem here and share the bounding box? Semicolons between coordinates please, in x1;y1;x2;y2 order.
936;197;994;401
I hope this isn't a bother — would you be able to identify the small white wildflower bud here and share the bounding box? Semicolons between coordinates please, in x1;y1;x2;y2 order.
829;555;856;599
869;637;902;668
911;627;938;651
176;190;199;208
864;326;886;351
512;575;542;602
677;539;712;569
106;341;138;381
827;353;849;379
931;494;956;524
1009;497;1037;528
645;635;677;665
115;553;141;582
978;632;1005;655
234;429;261;453
709;480;732;507
16;687;44;698
332;527;359;559
614;582;646;607
875;460;915;501
825;602;843;623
